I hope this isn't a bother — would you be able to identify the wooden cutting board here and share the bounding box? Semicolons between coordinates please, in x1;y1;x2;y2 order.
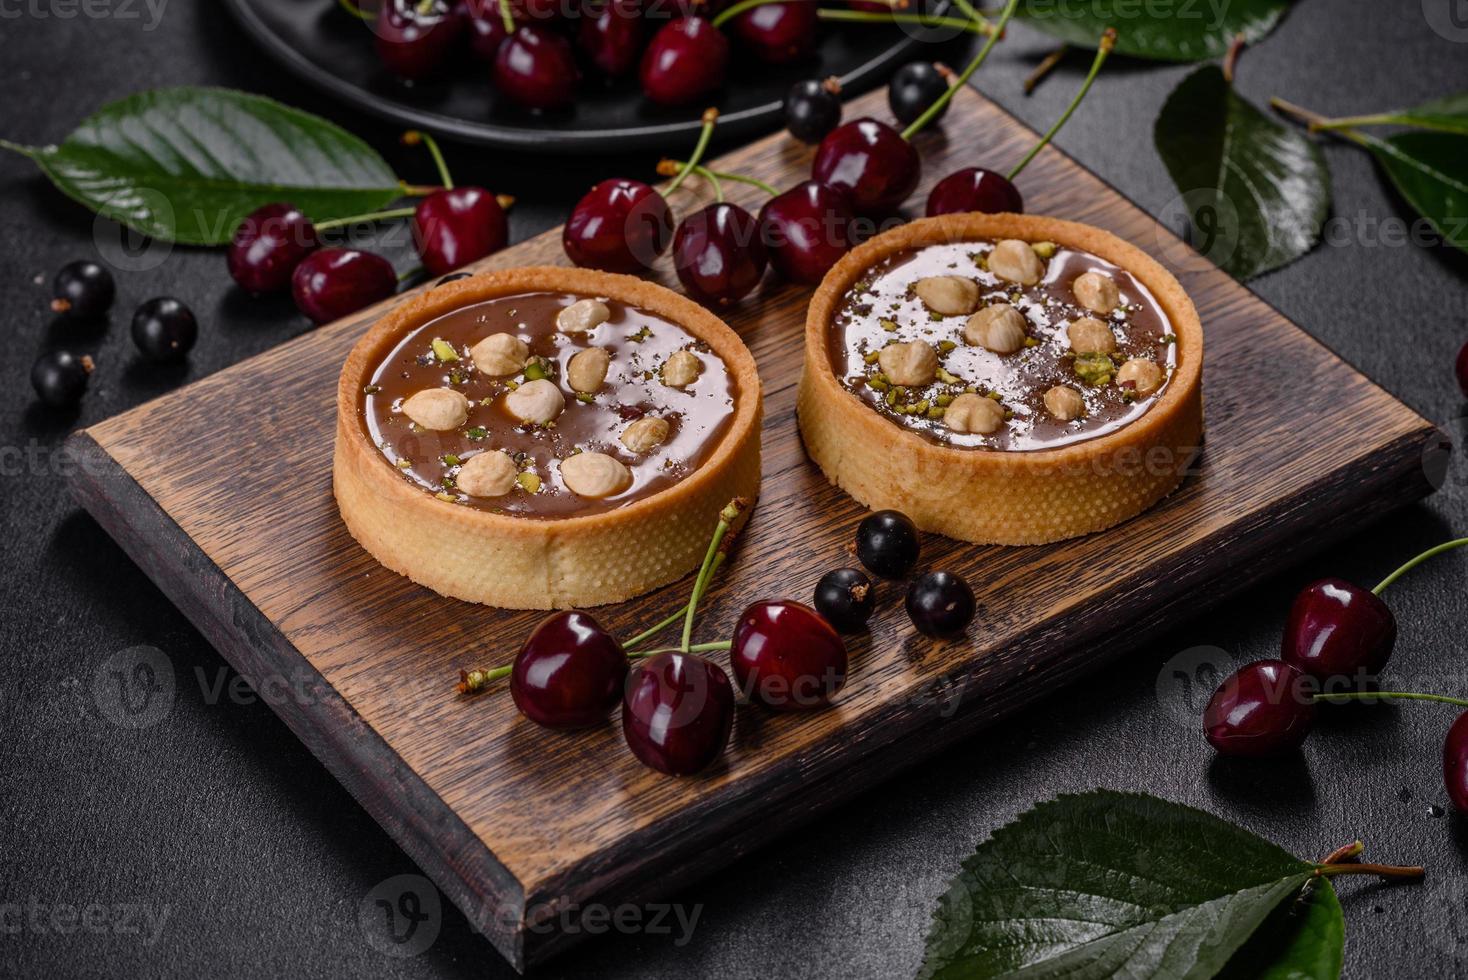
66;85;1440;970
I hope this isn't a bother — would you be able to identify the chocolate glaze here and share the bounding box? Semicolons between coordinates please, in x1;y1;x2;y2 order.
358;291;737;518
829;241;1178;451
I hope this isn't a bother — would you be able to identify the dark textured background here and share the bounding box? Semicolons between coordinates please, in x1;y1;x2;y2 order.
3;1;1468;976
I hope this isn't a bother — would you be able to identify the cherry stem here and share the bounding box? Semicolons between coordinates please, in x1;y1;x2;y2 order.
1221;31;1245;84
1313;691;1468;709
1314;862;1425;881
665;109;719;196
400;182;443;197
315;206;418;231
1006;27;1116;181
622;561;725;650
898;0;1018;142
337;0;374;20
947;0;987;30
498;0;516;35
1371;537;1468;595
1269;97;1378;151
815;9;994;35
456;665;511;695
403;130;454;189
681;499;747;653
629;640;732;659
659;158;778;197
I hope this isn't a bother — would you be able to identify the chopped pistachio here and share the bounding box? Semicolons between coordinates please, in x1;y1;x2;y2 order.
926;405;947;420
629;325;652;343
935;393;954;407
363;384;381;395
1023;337;1040;348
575;391;595;403
879;318;899;332
1163;334;1178;344
1073;351;1117;386
431;338;459;362
523;356;555;382
395;458;412;469
1031;241;1058;259
937;340;957;354
465;426;488;440
863;350;881;364
516;471;541;493
441;453;462;466
868;376;890;392
448;369;466;385
936;367;962;385
986;391;1002;401
434;491;457;502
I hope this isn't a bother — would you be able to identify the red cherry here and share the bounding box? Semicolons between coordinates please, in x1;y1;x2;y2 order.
227;203;319;294
1445;710;1468;813
757;180;854;285
811;117;920;214
731;600;848;711
1203;661;1317;757
459;0;510;60
412;187;509;277
622;652;735;775
926;167;1025;217
639;16;729;106
510;610;628;729
1456;339;1468;398
732;0;817;64
494;25;580;110
673;202;768;306
578;0;645;77
290;248;397;325
563;178;674;272
1280;578;1397;685
375;0;465;81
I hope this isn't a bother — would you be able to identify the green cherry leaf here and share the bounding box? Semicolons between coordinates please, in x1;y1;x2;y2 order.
1356;130;1468;255
917;791;1324;980
1154;65;1331;279
0;87;402;245
1218;879;1344;980
1015;0;1291;62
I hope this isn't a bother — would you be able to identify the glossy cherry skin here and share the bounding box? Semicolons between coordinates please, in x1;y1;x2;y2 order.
733;0;817;64
758;180;854;284
731;600;848;711
494;25;580;110
1203;661;1316;757
563;178;674;272
1445;711;1468;813
227;203;319;294
1456;340;1468;399
376;0;464;81
412;187;509;277
1280;578;1397;684
622;652;735;775
511;610;628;729
811;118;920;215
673;203;767;306
460;0;511;61
926;167;1024;217
639;16;729;106
290;249;397;325
578;0;645;77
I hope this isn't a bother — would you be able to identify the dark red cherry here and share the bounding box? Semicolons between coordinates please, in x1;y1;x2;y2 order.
731;600;848;711
1456;339;1468;399
639;16;729;106
412;187;509;277
228;203;319;294
494;25;580;110
1203;661;1316;757
1445;710;1468;813
758;180;853;285
578;0;645;77
811;117;920;215
926;167;1024;217
622;652;734;775
511;610;628;729
732;0;817;64
1281;578;1397;685
460;0;511;60
673;202;767;306
375;0;465;81
563;178;674;272
290;249;397;325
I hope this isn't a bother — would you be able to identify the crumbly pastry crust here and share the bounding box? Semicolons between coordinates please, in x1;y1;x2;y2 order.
335;267;762;608
798;214;1203;545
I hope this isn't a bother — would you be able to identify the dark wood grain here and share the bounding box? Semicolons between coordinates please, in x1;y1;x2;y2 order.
66;85;1440;971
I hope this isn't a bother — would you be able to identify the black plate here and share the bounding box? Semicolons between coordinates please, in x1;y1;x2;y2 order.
222;0;946;151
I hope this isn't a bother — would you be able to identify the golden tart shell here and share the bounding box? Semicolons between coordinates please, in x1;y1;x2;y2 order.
334;266;762;609
797;213;1203;546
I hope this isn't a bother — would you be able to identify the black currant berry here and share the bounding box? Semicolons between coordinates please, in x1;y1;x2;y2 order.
905;571;975;637
814;568;876;633
31;350;93;408
51;260;115;318
785;77;842;144
856;509;920;579
130;297;198;362
888;62;951;127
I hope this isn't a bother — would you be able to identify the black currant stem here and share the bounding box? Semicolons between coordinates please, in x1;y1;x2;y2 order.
665;109;719;195
1006;27;1116;181
1371;537;1468;595
1314;862;1425;881
898;0;1018;142
681;499;747;653
404;130;454;189
814;9;995;36
1313;691;1468;709
1221;32;1245;84
659;159;778;197
314;206;418;231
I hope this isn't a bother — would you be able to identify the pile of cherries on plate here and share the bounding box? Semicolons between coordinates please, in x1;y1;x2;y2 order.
462;505;976;776
1202;537;1468;814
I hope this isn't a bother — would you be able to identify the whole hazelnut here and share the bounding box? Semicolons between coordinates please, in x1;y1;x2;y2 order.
504;378;565;425
1044;385;1085;421
469;332;530;376
877;340;939;387
964;304;1027;354
454;450;517;497
987;239;1045;286
560;451;632;498
1067;317;1117;355
660;350;702;388
556;298;611;333
914;275;981;317
567;346;611;393
401;387;469;430
944;393;1005;434
1073;271;1120;314
1117;358;1165;396
621;416;670;453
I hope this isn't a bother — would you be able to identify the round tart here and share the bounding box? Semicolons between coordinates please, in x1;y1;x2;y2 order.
334;267;762;608
798;213;1203;545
